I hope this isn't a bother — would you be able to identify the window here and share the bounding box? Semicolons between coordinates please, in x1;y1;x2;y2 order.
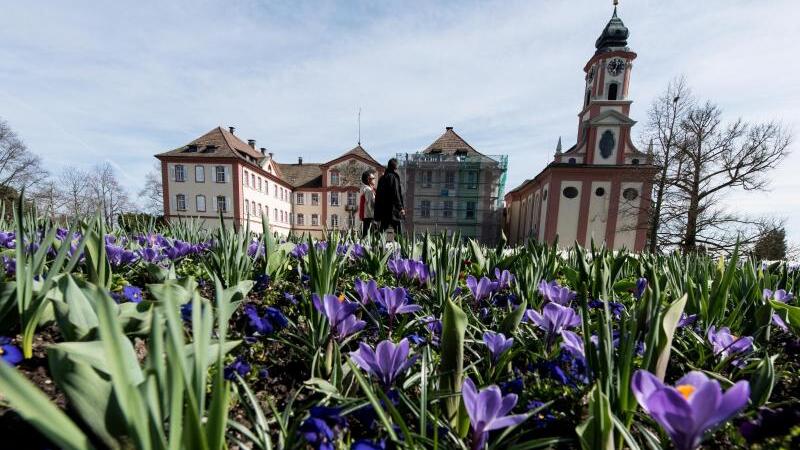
215;166;226;183
632;158;640;165
311;193;319;205
563;187;579;199
274;184;278;198
274;209;278;221
443;200;453;218
623;188;639;201
467;171;477;189
331;170;340;186
196;195;206;212
296;193;305;205
252;201;256;216
311;214;319;226
422;170;433;187
331;214;339;228
297;213;305;226
347;214;354;228
243;170;248;186
195;165;205;182
258;178;262;191
420;200;431;218
176;194;186;211
445;171;455;189
595;187;605;197
608;83;618;100
465;201;476;220
347;191;356;207
585;89;591;107
245;201;250;216
216;196;227;212
174;165;185;182
330;192;339;206
258;204;263;216
264;180;269;193
251;174;255;188
568;158;576;164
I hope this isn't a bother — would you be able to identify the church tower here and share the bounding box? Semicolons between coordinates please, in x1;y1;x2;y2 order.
503;3;657;250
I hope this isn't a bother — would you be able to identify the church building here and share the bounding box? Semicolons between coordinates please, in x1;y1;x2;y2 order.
504;5;657;251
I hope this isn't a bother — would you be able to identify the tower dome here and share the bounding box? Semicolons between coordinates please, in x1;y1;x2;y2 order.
594;7;629;53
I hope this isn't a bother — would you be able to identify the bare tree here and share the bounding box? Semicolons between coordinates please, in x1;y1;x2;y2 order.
664;102;791;252
87;162;131;225
138;162;163;215
30;179;62;220
0;118;48;194
57;166;92;218
643;76;694;252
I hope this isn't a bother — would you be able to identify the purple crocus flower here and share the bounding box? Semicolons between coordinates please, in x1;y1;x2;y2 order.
290;243;309;258
764;289;794;332
634;277;648;300
632;370;750;450
223;357;251;380
350;338;417;387
494;268;515;290
0;337;23;366
373;287;422;318
462;377;528;450
525;302;581;336
483;331;514;362
122;285;143;303
560;330;585;360
313;294;366;340
466;275;498;301
677;313;698;328
354;278;377;304
707;326;753;366
537;280;576;306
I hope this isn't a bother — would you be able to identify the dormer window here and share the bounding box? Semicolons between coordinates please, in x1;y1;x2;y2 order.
455;149;468;156
184;144;198;153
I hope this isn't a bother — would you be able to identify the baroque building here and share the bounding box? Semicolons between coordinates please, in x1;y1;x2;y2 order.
504;5;656;250
155;126;383;237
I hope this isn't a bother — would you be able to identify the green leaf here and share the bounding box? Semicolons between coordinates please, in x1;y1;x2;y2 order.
654;294;687;380
749;355;776;407
439;298;467;431
0;359;95;450
501;297;527;335
770;300;800;333
576;384;614;450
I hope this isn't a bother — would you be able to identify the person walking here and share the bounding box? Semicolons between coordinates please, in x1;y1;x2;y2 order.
374;158;405;234
358;169;377;236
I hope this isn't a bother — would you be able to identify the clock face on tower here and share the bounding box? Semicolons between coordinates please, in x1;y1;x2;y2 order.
607;58;626;76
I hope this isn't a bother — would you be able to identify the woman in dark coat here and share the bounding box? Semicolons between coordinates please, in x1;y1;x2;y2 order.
374;158;405;233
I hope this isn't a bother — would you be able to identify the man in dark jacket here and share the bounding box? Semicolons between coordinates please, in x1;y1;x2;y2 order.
374;158;405;233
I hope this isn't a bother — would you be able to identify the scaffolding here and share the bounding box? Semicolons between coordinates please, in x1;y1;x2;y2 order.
396;152;509;243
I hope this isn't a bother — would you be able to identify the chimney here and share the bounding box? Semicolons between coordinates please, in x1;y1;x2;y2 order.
228;126;235;134
268;152;274;160
298;156;303;165
446;126;453;131
260;147;267;156
248;139;256;148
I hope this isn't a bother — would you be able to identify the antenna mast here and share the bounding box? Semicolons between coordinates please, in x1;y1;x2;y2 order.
358;107;362;145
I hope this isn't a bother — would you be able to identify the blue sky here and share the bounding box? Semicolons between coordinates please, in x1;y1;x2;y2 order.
2;0;798;241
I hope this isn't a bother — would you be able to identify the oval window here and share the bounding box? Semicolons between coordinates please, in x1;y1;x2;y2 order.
563;187;579;199
631;158;640;165
623;188;638;201
595;187;605;196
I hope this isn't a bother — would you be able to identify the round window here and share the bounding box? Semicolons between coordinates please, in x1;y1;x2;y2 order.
623;188;638;201
631;158;640;165
595;187;605;196
563;187;579;199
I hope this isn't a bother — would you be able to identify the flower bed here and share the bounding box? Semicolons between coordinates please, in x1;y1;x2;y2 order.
0;213;798;449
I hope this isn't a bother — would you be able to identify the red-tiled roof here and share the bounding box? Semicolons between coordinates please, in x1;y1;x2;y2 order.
156;126;265;162
423;127;485;157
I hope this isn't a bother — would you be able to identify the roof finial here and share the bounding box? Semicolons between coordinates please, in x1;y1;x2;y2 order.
556;136;563;154
613;0;619;15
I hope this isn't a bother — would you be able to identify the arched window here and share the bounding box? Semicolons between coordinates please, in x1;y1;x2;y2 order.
608;83;619;100
568;158;576;164
585;90;591;107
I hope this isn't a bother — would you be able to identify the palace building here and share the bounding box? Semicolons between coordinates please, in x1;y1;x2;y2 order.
155;126;383;237
503;5;656;251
